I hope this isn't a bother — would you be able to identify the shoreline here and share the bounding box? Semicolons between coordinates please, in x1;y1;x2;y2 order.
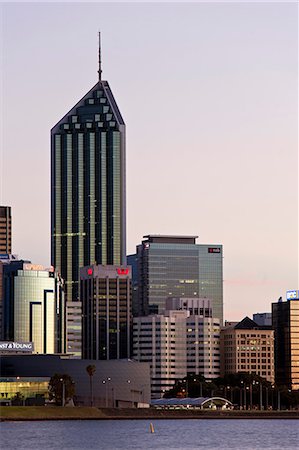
1;407;299;421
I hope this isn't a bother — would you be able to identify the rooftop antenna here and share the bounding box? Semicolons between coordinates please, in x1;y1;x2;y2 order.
98;31;102;81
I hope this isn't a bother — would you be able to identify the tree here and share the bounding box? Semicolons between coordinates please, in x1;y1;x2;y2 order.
86;364;96;407
11;391;25;406
164;374;216;399
48;373;75;406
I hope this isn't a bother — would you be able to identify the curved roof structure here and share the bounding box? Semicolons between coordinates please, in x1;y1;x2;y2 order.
151;397;233;408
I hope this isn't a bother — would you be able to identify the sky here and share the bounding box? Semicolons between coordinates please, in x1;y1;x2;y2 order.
0;1;298;321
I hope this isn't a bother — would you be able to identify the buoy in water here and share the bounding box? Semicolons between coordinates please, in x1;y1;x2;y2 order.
150;422;155;433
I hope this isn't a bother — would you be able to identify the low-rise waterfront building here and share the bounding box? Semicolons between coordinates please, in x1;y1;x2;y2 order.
220;317;274;383
0;354;150;407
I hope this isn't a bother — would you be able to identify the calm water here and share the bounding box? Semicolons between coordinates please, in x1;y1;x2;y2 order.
1;419;298;449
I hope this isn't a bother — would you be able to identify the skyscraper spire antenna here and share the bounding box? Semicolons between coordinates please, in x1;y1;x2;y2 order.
98;31;102;81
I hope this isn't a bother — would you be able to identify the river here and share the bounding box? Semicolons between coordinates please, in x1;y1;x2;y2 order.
1;419;298;449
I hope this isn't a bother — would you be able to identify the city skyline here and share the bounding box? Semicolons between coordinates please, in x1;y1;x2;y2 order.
1;2;298;320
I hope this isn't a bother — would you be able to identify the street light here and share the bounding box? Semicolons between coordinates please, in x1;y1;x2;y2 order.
265;386;269;410
102;377;112;408
127;379;134;407
240;381;244;409
60;378;65;407
227;386;233;403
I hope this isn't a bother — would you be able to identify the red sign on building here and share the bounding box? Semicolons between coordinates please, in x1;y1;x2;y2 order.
117;268;129;275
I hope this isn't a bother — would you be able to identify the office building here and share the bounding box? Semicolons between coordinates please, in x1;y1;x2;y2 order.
0;206;11;254
220;317;274;383
133;298;220;397
128;235;223;323
253;312;272;327
272;291;299;390
2;261;66;354
51;36;126;356
165;297;213;317
65;301;82;358
81;265;131;360
51;36;126;303
0;254;20;339
0;354;150;408
1;255;27;339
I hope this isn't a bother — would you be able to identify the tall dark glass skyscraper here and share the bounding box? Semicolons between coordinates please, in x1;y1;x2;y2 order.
128;235;223;324
51;35;126;305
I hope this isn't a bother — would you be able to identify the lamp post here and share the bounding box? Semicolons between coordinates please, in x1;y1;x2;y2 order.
240;381;244;409
271;385;275;409
230;386;234;403
181;378;189;398
245;386;249;410
277;389;281;411
265;386;269;410
102;377;112;408
111;387;116;408
259;383;263;410
199;381;203;397
60;378;65;407
249;383;253;410
127;379;134;407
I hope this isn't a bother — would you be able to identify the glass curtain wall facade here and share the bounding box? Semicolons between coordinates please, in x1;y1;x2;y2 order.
129;235;223;324
80;265;131;360
272;298;299;390
198;245;223;323
51;81;126;306
2;262;65;354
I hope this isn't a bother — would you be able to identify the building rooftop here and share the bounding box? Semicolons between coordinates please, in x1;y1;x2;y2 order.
142;235;198;245
232;316;272;331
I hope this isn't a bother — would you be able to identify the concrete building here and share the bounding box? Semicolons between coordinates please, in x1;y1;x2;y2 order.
0;206;12;254
81;265;131;360
128;235;223;324
65;301;82;358
51;35;126;356
165;297;212;317
220;317;274;383
0;354;150;407
2;261;66;354
133;298;220;398
272;291;299;390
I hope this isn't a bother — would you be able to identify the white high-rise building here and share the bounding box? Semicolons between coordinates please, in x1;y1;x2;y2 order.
133;298;220;398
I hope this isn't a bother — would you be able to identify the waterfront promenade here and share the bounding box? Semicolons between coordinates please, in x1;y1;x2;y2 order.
1;406;299;421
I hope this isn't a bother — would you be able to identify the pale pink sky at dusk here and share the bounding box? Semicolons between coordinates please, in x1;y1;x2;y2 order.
0;2;298;321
